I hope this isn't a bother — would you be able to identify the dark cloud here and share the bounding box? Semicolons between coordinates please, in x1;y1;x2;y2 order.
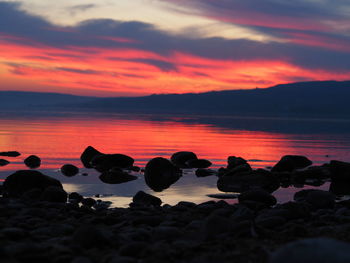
109;57;177;72
1;2;350;72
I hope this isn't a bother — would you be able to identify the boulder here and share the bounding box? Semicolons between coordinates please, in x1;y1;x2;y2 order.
330;160;350;182
225;163;252;176
238;189;277;207
144;157;181;192
81;198;97;207
0;159;10;166
196;168;217;177
132;191;162;206
69;192;84;202
80;146;103;168
329;182;350;195
227;156;247;169
272;155;312;172
270;238;350;263
91;154;134;172
185;159;212;168
99;168;137;184
294;189;335;209
40;186;67;203
61;164;79;177
3;170;63;198
0;151;20;157
24;155;41;169
170;151;198;168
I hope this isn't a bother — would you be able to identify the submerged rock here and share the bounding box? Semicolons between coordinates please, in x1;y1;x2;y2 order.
3;170;63;198
0;159;10;166
91;154;134;172
61;164;79;177
144;157;181;192
171;151;198;168
24;155;41;169
0;151;20;157
132;191;162;206
80;146;103;168
99;168;137;184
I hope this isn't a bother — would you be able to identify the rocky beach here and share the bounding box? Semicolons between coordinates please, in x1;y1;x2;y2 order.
1;148;350;262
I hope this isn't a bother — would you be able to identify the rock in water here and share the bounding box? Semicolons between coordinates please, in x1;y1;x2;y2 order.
40;186;67;203
80;146;103;168
227;156;247;169
0;159;10;166
171;151;198;168
99;168;137;184
186;159;212;168
91;154;134;172
144;157;181;192
3;170;63;198
132;191;162;206
270;238;350;263
272;155;312;172
294;189;335;209
238;189;277;207
330;160;350;182
24;155;41;169
61;164;79;177
0;151;20;157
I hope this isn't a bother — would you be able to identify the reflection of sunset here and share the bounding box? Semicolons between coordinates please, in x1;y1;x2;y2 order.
1;115;349;171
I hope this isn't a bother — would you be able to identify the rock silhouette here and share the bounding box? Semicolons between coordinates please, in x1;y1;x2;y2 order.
0;151;20;157
171;151;198;168
24;155;41;169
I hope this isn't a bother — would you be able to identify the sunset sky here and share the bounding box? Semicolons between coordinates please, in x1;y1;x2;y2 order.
0;0;350;97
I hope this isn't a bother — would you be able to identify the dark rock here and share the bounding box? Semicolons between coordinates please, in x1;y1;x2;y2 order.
130;166;141;172
0;151;20;157
217;170;279;193
81;198;96;207
203;215;232;239
132;191;162;206
294;189;335;209
330;182;350;195
279;202;311;219
22;188;42;200
225;163;252;176
238;189;277;207
24;155;41;169
231;205;254;221
91;154;134;172
196;168;217;177
0;159;10;166
60;164;79;177
72;225;111;248
3;170;63;197
119;242;147;258
272;155;312;172
270;238;350;263
69;192;83;202
185;159;212;168
330;160;350;182
170;151;198;168
256;216;287;228
80;146;103;168
227;156;247;169
144;157;181;192
99;168;137;184
207;193;238;199
41;186;67;203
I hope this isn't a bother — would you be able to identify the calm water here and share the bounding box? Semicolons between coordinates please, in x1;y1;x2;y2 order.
1;112;350;207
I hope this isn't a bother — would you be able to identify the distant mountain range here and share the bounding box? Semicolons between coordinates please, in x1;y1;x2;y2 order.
1;80;350;118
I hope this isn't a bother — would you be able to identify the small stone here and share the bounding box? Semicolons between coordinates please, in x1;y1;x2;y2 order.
132;191;162;206
61;164;79;177
24;155;41;168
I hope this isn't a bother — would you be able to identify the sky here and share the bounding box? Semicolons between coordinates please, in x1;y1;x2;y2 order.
0;0;350;97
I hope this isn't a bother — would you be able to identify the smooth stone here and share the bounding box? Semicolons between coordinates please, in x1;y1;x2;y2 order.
330;160;350;182
227;156;247;169
91;154;134;172
0;151;20;157
3;170;63;198
170;151;198;168
80;146;103;168
238;189;277;207
144;157;181;192
60;164;79;177
72;225;111;248
185;159;212;168
195;168;217;177
225;163;253;176
272;155;312;172
270;238;350;263
24;155;41;169
203;215;232;239
0;159;10;166
99;169;137;184
68;192;84;202
294;189;335;209
132;191;162;206
40;186;67;203
81;198;96;207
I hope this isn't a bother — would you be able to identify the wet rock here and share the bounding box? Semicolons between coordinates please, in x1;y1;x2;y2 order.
0;151;20;157
81;198;96;207
217;170;279;193
227;156;247;170
239;189;277;207
73;225;111;248
24;155;41;169
60;164;79;177
203;215;232;239
68;192;83;202
270;238;350;263
80;146;103;168
330;160;350;182
99;168;137;184
195;168;217;177
186;159;212;168
0;159;10;166
3;170;63;198
272;155;312;172
132;191;162;206
225;163;253;176
40;186;67;203
171;151;198;168
293;166;330;181
330;181;350;195
294;189;335;209
279;202;311;219
91;154;134;172
144;157;181;192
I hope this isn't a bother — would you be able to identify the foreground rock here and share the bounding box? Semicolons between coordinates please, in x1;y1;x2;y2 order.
132;191;162;206
0;151;20;157
144;157;181;191
24;155;41;169
330;160;350;182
